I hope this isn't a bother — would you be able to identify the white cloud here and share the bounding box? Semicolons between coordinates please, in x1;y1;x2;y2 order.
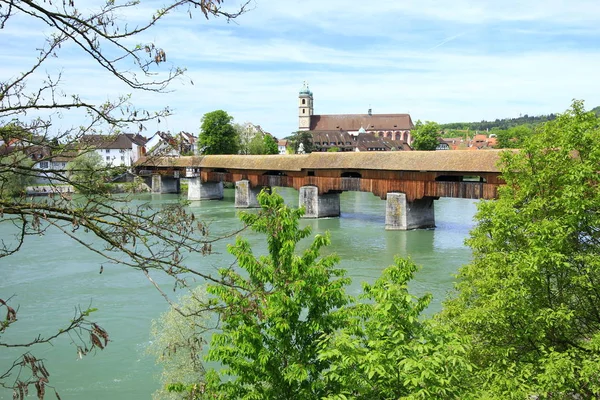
2;0;600;138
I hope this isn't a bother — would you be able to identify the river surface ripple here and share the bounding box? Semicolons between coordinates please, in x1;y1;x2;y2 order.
0;188;478;399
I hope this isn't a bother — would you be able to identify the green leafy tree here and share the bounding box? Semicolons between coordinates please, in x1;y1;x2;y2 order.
411;121;440;151
204;190;351;399
495;124;533;148
247;133;278;155
0;151;35;199
441;100;600;398
198;110;240;155
247;132;266;155
319;258;473;399
327;146;339;152
234;123;251;155
148;286;210;400
263;134;279;155
67;152;110;194
289;131;313;154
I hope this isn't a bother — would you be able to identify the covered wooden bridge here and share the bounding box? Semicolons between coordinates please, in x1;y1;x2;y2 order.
135;150;505;230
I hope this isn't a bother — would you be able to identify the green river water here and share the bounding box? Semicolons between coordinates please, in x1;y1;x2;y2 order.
0;188;479;399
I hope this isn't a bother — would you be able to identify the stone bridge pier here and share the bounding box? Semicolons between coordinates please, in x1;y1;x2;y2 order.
299;186;341;218
235;180;266;208
151;174;180;194
187;177;223;201
385;193;435;230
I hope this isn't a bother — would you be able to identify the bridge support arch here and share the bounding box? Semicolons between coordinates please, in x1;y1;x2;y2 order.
235;180;266;208
187;177;223;201
385;193;435;230
299;186;340;218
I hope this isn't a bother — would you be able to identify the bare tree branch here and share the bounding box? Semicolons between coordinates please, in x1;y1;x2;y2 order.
1;0;251;397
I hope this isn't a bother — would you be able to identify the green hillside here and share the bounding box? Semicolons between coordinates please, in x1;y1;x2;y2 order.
440;113;556;132
441;105;600;133
438;105;599;148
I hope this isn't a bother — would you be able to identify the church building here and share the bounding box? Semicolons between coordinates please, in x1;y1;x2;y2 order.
298;83;414;152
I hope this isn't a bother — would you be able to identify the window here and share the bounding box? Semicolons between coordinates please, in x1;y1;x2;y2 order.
106;156;110;161
302;109;305;114
302;99;306;105
105;149;110;153
39;161;49;169
119;149;125;153
121;156;125;161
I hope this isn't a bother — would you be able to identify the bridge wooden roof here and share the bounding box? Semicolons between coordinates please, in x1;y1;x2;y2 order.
138;150;505;173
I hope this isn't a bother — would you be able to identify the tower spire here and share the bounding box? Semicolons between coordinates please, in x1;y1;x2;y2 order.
298;82;314;131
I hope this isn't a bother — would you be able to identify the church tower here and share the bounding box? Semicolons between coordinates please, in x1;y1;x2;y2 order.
298;82;313;131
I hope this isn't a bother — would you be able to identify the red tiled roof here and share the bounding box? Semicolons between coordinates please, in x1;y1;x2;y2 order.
310;114;414;131
312;131;411;152
81;134;147;149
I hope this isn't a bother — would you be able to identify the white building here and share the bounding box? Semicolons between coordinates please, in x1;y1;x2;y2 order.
80;134;148;167
146;131;197;157
277;139;289;155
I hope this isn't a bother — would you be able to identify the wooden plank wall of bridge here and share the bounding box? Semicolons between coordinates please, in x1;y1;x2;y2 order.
136;150;506;201
203;171;499;201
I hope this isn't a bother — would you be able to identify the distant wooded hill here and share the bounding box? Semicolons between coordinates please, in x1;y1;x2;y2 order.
440;105;600;132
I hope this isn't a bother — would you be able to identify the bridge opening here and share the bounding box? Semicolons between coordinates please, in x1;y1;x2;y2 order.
212;168;229;173
436;175;486;183
341;171;362;178
263;171;287;176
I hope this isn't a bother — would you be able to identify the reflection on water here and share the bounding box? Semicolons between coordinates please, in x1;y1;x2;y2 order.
0;188;479;399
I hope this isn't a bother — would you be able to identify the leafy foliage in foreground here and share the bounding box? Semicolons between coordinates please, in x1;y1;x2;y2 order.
204;190;351;398
148;287;211;400
192;191;474;399
319;258;473;399
155;100;600;400
442;100;600;398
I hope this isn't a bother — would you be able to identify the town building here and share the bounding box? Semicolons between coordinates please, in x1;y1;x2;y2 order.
436;138;451;150
442;134;498;150
297;83;414;152
80;134;148;167
277;139;289;155
146;131;197;157
0;135;77;182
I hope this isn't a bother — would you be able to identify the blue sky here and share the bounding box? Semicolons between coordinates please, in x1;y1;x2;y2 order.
3;0;600;138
